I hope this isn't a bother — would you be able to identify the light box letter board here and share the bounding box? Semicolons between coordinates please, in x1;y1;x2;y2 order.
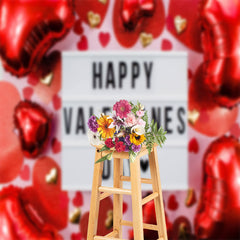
62;52;188;190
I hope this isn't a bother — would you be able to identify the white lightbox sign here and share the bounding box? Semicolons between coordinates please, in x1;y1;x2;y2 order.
62;52;188;191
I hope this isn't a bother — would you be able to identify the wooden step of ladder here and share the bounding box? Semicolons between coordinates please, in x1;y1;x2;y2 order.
87;146;168;240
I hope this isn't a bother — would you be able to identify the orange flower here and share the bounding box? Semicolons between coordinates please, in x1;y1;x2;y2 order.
97;115;115;139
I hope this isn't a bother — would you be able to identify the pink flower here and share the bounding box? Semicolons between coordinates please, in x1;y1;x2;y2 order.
126;113;137;126
137;118;146;127
136;110;144;117
113;100;131;119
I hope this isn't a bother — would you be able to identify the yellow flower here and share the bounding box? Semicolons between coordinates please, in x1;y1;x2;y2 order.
97;115;115;139
130;133;146;145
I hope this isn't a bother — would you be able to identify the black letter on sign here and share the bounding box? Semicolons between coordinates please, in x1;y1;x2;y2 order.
132;62;140;88
119;62;127;88
93;62;102;89
177;107;186;134
102;160;111;180
106;62;116;89
63;107;72;134
144;62;153;88
102;106;111;115
151;107;161;128
76;107;86;134
164;106;173;134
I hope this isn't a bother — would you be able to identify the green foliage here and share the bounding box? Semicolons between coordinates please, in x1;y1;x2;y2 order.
95;152;113;164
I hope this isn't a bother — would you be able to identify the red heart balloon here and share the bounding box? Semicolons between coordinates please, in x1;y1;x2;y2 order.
0;0;74;77
194;136;240;239
14;100;52;158
23;156;69;230
113;0;165;48
200;0;240;107
121;0;155;30
188;64;238;137
0;82;23;183
0;186;63;240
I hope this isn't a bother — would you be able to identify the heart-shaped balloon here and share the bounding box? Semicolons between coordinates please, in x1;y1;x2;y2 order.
23;156;69;230
0;0;74;77
14;100;52;158
121;0;155;30
200;0;240;107
0;186;63;240
113;0;165;48
194;136;240;239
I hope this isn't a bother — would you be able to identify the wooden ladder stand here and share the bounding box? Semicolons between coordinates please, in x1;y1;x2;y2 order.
87;144;168;240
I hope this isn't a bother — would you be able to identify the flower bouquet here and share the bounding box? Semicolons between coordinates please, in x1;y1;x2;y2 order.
87;100;166;163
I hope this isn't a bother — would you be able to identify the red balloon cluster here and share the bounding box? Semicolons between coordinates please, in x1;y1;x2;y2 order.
14;100;51;158
195;136;240;239
0;186;62;240
200;0;240;107
0;0;74;77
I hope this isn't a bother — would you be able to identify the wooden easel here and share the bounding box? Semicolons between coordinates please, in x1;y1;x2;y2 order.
87;144;168;240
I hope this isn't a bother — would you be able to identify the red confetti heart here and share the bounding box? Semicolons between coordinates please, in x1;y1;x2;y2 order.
23;87;33;100
27;73;39;86
188;138;199;153
230;123;240;138
188;69;193;80
71;232;82;240
53;94;61;110
52;138;61;154
77;35;88;50
74;19;84;35
123;201;128;214
99;32;110;47
20;165;30;181
73;191;83;207
161;39;172;50
168;194;179;211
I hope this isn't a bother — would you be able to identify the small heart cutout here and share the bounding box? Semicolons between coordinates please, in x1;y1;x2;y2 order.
140;158;149;172
168;194;179;210
71;232;82;240
88;11;101;28
99;32;110;47
52;94;61;110
52;138;61;154
74;19;84;35
174;15;187;34
77;35;88;51
188;138;199;153
20;165;30;181
161;39;172;51
45;167;58;184
69;208;81;224
140;32;153;47
123;201;128;214
23;87;33;100
73;191;83;207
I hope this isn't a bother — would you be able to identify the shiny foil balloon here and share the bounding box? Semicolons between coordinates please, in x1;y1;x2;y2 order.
0;186;63;239
14;100;51;158
194;136;240;239
0;0;74;77
121;0;155;30
200;0;240;107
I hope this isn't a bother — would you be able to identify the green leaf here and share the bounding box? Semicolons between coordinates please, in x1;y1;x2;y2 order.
98;145;110;152
95;152;112;164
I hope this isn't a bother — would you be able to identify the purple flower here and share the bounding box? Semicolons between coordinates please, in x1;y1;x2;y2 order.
125;135;131;146
131;144;141;152
88;115;98;132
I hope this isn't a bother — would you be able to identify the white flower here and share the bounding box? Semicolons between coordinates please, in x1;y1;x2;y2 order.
87;130;103;146
131;125;145;135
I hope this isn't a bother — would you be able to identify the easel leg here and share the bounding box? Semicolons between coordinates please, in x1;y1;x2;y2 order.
130;156;144;240
113;158;123;238
149;147;168;240
87;150;104;240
